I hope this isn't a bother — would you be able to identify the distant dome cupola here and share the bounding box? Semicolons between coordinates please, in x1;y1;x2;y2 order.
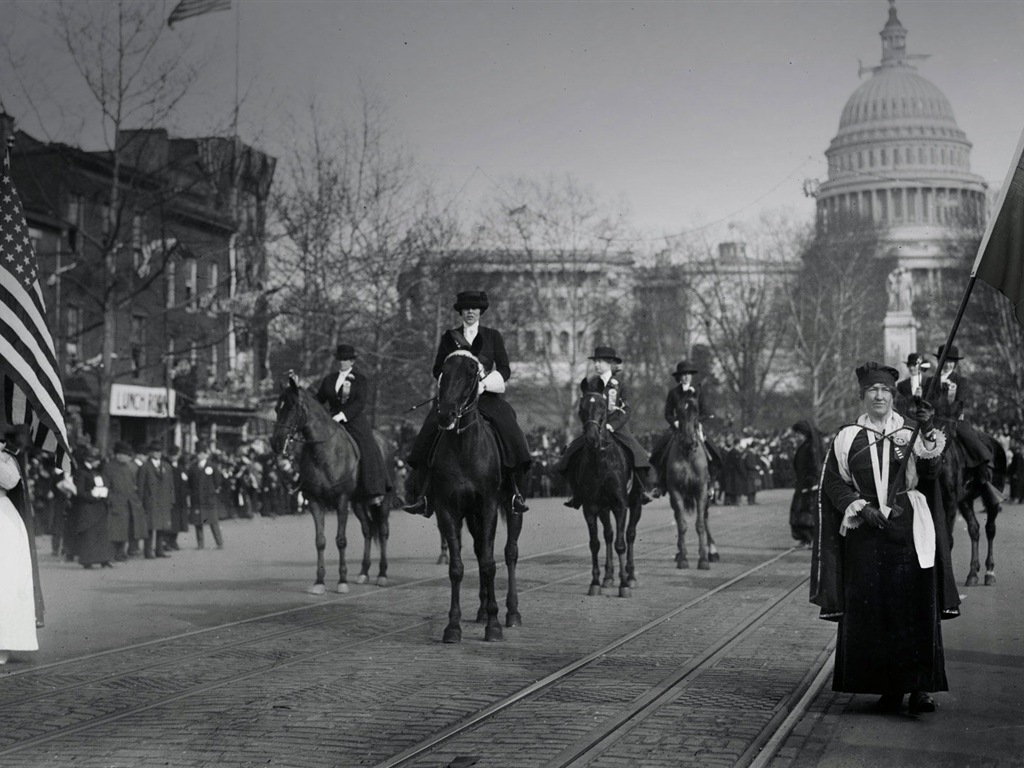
880;0;907;67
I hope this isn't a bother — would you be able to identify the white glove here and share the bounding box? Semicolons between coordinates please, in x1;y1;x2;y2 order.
606;423;615;432
333;412;347;423
480;370;506;394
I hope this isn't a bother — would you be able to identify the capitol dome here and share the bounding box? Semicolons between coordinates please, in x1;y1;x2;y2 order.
816;1;986;254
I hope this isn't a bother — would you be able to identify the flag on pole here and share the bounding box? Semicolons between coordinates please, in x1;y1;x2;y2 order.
168;0;231;27
0;143;71;473
971;125;1024;324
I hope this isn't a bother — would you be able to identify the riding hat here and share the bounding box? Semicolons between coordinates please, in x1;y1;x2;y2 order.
588;346;622;365
453;291;489;312
905;352;931;369
936;344;962;361
113;441;135;456
855;361;899;389
672;360;698;379
335;344;357;361
146;440;164;454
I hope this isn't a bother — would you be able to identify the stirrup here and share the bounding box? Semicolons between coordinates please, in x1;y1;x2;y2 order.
564;496;581;509
512;493;529;514
402;496;432;518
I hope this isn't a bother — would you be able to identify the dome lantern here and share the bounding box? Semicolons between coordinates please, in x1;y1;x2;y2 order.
880;0;908;68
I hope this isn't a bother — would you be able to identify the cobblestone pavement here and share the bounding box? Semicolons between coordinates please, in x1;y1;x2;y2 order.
2;492;1021;767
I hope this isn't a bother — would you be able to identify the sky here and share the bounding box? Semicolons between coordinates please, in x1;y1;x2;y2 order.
5;0;1024;246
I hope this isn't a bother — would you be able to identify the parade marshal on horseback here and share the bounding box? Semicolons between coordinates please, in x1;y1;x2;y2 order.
650;360;721;494
314;343;390;510
402;290;532;517
557;346;657;507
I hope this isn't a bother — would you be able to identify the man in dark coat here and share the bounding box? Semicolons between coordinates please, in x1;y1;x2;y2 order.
558;346;655;507
315;344;390;506
166;445;190;549
105;441;142;561
137;440;176;558
188;443;223;549
403;290;532;517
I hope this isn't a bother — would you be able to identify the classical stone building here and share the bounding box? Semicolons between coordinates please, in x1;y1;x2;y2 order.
815;0;987;366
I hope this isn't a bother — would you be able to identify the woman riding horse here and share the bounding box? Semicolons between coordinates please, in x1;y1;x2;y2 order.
403;290;531;517
650;360;720;495
558;346;656;507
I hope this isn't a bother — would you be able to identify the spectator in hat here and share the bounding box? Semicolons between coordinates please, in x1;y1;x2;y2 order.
70;445;114;569
895;352;930;417
137;440;176;558
403;290;532;517
0;444;38;663
789;420;824;547
188;442;224;549
812;361;957;715
105;441;142;561
166;445;190;549
315;343;391;510
557;345;657;506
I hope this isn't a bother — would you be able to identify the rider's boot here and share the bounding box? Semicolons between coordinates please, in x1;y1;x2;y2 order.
636;469;657;505
401;469;433;518
564;495;582;509
510;470;529;515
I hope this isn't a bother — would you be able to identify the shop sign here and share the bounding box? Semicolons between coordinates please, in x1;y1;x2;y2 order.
109;384;176;418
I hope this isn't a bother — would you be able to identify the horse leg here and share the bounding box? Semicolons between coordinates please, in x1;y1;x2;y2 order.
706;505;719;562
309;501;327;595
600;508;615;593
625;497;641;589
505;503;523;627
614;504;630;598
671;492;688;569
335;494;350;593
984;505;998;586
695;492;710;570
585;508;601;596
354;502;372;585
961;501;982;587
376;501;390;587
473;508;502;642
440;511;464;643
438;532;449;565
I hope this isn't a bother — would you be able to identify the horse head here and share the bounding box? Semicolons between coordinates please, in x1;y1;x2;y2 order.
270;376;307;454
675;393;701;449
578;390;608;448
437;351;482;432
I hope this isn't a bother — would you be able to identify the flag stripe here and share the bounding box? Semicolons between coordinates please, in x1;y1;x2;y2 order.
0;145;71;466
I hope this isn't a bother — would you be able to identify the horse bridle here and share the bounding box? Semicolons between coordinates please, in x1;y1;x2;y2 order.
440;351;484;435
580;391;609;449
278;393;326;449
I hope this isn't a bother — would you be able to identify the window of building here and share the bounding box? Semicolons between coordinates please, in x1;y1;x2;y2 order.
208;262;219;313
166;259;176;308
65;304;82;364
524;330;536;354
130;314;146;378
559;331;569;355
185;259;198;312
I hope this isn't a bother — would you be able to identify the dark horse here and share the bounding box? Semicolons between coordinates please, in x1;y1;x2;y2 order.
430;351;522;643
270;377;390;593
664;394;718;569
936;423;1005;586
567;389;641;597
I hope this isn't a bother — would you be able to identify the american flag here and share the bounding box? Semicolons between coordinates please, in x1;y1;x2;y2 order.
167;0;231;27
0;143;71;473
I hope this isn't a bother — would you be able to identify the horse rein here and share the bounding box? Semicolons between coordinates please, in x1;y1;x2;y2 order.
580;392;609;449
440;350;484;435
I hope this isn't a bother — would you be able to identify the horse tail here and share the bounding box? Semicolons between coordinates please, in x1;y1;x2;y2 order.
367;497;387;546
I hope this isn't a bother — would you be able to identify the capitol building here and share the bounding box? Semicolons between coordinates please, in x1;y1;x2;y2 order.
816;0;987;363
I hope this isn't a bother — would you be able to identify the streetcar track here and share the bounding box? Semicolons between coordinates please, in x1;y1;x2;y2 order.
373;545;804;768
0;517;777;760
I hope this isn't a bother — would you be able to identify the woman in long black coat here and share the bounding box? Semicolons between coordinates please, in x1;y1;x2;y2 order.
789;421;823;547
72;446;114;569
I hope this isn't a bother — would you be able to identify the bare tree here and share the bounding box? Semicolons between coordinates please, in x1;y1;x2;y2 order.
4;1;220;452
473;174;636;437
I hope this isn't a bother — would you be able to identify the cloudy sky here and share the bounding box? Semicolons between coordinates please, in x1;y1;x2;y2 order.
5;0;1024;242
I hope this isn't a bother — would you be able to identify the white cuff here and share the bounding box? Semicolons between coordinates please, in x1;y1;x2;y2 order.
913;428;946;460
333;412;347;422
840;499;866;536
480;370;506;394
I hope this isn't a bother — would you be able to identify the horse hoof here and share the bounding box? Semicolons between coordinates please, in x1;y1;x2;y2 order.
709;552;720;563
485;625;503;642
588;584;602;596
336;582;349;594
627;577;638;589
698;560;710;571
506;612;522;628
356;574;368;585
437;554;449;565
475;608;488;624
376;576;389;587
985;573;996;586
309;583;326;595
965;573;979;587
443;627;461;644
619;586;631;598
677;560;689;570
